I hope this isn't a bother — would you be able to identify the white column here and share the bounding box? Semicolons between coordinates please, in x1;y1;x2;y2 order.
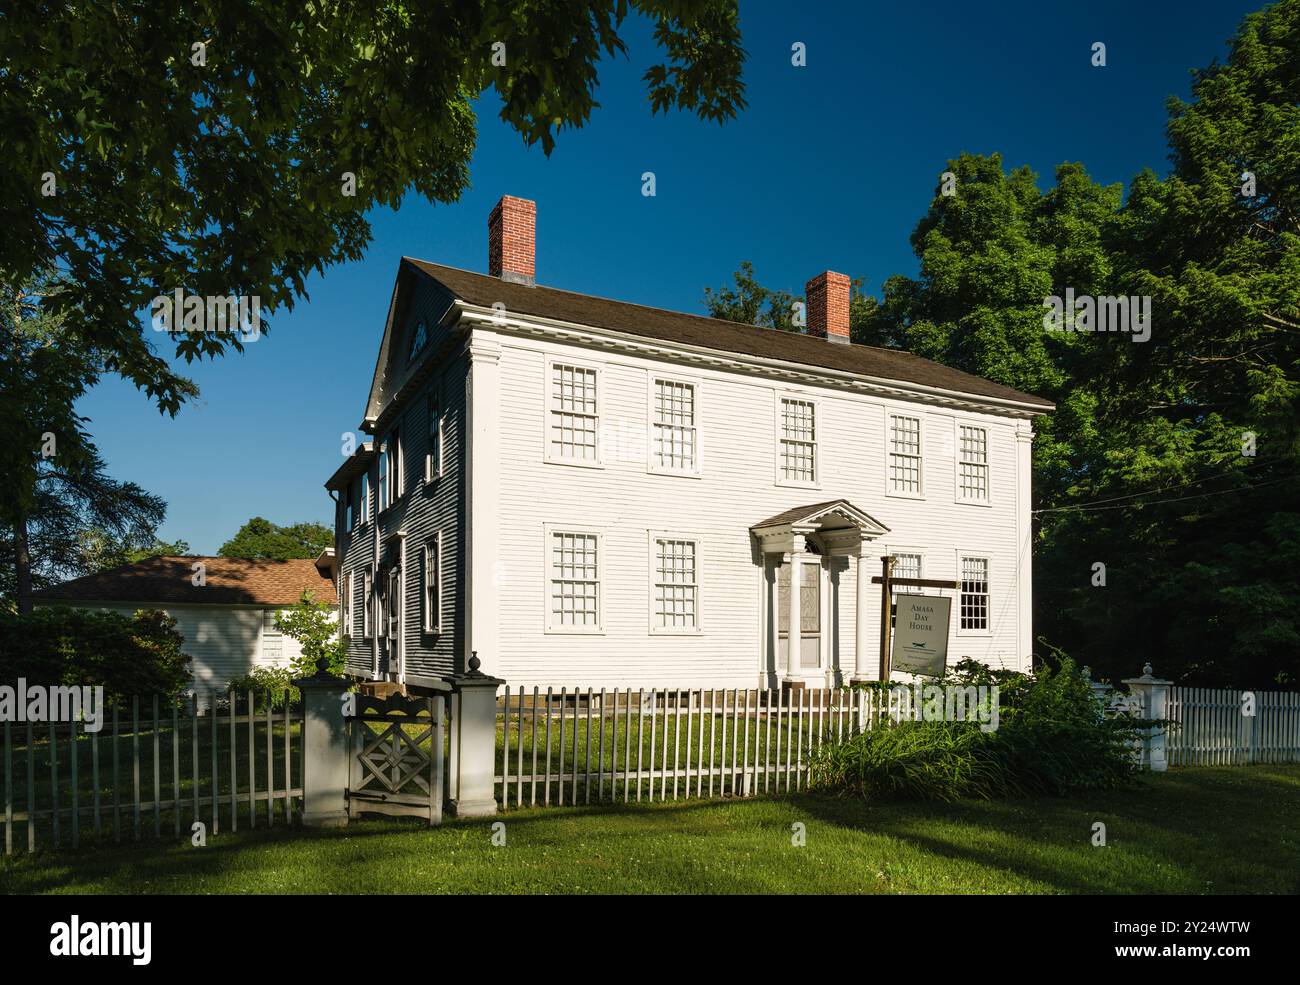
785;551;802;682
854;553;871;682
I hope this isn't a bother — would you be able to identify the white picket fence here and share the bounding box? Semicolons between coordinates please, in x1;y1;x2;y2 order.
1166;687;1300;766
494;686;899;808
2;690;302;856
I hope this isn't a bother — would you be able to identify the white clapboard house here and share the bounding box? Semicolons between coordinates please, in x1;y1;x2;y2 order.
33;554;337;702
325;196;1054;693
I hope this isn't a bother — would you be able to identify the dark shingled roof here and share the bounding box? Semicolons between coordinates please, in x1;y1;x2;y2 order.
33;557;336;607
408;260;1054;410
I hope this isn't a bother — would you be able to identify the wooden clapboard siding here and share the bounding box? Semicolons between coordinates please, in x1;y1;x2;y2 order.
487;334;1028;690
337;272;468;683
38;604;319;701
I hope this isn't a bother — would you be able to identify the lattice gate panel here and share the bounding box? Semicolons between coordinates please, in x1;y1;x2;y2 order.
348;693;445;825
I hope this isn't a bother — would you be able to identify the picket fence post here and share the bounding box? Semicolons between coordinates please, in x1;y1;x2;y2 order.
447;652;504;817
1122;663;1172;772
293;657;351;827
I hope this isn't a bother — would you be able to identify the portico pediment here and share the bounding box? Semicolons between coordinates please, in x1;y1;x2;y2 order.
750;499;889;556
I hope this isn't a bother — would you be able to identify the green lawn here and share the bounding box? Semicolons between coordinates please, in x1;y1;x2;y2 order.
3;765;1298;894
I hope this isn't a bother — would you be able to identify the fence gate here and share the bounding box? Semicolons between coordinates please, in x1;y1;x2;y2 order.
348;692;444;825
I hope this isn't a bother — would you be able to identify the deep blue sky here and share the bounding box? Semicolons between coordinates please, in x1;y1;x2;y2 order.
79;0;1261;554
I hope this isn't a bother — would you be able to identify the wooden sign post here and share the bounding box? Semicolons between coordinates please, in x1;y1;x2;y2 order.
871;556;959;680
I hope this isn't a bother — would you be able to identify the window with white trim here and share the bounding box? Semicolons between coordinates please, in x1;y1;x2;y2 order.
341;573;352;638
386;567;401;641
392;428;403;499
359;472;369;524
362;572;372;638
778;397;817;483
653;537;698;631
960;556;990;631
958;425;989;502
889;553;922;628
262;609;283;662
549;364;599;462
889;414;922;494
378;439;390;512
427;388;443;482
345;484;355;531
652;379;697;473
423;534;441;633
548;530;600;630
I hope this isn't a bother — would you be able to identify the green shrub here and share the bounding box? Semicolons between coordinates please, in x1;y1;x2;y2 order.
809;657;1145;801
227;666;299;710
274;591;344;677
0;606;192;699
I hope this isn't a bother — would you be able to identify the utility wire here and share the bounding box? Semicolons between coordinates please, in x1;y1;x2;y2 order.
1035;457;1276;513
1034;473;1295;515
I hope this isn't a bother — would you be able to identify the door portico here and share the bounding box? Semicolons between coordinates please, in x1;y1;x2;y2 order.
751;500;889;689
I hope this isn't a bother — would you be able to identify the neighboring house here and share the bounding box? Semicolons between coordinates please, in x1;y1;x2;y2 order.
32;554;337;701
326;195;1054;694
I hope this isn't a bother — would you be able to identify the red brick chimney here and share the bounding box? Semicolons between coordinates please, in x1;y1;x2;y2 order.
488;195;536;286
805;271;850;343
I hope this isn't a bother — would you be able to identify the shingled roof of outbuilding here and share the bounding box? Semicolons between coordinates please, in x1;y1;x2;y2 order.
407;259;1055;411
32;557;337;607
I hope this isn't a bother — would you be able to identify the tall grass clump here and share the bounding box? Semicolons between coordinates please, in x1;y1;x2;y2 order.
809;656;1147;801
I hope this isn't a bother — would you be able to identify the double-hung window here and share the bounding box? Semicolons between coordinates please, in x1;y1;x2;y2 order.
959;556;990;632
958;425;990;503
889;553;922;628
386;568;401;641
359;472;369;524
651;378;698;474
651;536;699;632
547;529;600;631
427;388;443;482
888;414;923;495
778;397;817;484
423;534;441;633
341;573;352;638
362;572;372;638
548;363;599;464
345;484;355;531
379;429;402;510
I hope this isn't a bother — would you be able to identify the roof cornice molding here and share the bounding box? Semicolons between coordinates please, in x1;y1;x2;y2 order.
456;303;1050;420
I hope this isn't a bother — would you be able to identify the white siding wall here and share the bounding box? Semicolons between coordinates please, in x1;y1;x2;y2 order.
69;604;310;697
488;333;1033;691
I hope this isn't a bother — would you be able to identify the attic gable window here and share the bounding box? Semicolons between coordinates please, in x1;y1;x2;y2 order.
408;317;429;362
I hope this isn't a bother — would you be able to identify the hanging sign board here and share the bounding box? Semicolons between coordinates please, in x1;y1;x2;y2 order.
891;593;951;677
